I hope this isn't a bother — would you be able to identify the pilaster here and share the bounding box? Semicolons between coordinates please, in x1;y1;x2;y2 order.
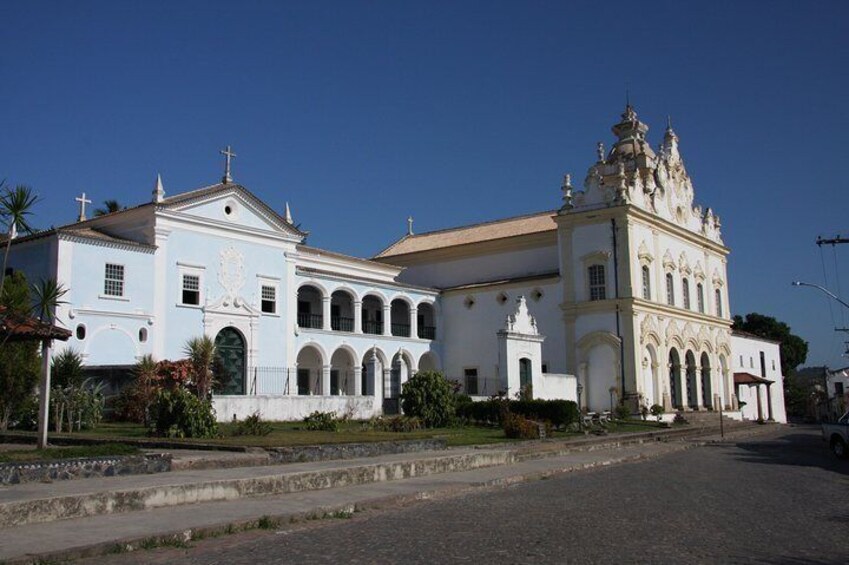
353;300;363;334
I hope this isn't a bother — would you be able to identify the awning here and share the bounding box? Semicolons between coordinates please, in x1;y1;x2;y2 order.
0;306;72;342
734;372;773;386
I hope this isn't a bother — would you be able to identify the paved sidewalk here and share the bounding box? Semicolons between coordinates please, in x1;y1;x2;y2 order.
0;424;782;564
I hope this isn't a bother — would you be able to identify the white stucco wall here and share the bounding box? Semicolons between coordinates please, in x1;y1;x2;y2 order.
731;334;787;423
213;395;381;422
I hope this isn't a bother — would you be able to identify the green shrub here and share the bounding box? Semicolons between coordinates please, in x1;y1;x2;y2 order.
149;388;218;439
366;415;423;432
614;403;631;421
649;404;665;421
502;411;540;439
303;410;339;432
458;399;579;429
400;371;455;428
233;411;273;436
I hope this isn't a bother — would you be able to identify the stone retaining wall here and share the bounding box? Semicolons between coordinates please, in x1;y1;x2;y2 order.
268;438;447;464
0;454;172;485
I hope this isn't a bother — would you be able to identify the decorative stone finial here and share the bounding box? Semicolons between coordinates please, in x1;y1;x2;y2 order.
560;173;574;211
220;145;236;184
284;202;293;224
75;192;92;222
152;174;165;203
407;216;414;236
596;141;605;162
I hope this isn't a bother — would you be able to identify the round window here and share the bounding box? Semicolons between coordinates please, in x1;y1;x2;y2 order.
224;205;232;215
139;327;148;343
75;324;86;340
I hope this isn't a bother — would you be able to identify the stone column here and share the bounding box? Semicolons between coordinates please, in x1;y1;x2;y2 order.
678;365;688;411
382;304;392;336
353;366;363;396
766;384;774;421
694;366;704;411
322;364;331;396
353;300;363;334
382;368;391;398
755;385;763;420
410;306;418;339
322;297;331;331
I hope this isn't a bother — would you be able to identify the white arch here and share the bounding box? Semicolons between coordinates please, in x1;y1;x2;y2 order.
388;293;415;308
85;324;141;361
329;285;359;302
392;347;417;371
296;341;328;365
418;350;441;372
361;289;388;305
330;343;359;365
297;280;329;298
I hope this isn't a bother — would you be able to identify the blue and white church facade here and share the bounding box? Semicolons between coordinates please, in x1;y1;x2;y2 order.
7;106;787;423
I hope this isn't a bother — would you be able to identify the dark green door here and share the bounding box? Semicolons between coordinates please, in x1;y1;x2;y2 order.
215;327;246;395
519;358;532;390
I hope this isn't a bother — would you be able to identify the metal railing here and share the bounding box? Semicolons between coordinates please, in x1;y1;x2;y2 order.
418;325;436;340
331;316;354;332
391;323;410;337
297;313;323;329
362;320;383;334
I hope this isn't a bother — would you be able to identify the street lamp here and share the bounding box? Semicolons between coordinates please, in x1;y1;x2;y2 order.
576;382;584;431
792;281;849;311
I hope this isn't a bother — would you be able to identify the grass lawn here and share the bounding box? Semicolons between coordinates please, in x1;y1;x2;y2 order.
0;443;140;464
52;418;667;449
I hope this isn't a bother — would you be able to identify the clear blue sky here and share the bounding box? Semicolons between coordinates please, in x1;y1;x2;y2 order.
2;0;848;369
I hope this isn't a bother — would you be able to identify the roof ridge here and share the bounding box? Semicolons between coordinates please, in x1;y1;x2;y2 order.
406;209;557;239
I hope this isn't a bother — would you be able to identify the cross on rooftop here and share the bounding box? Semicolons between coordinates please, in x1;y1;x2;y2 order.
220;145;236;183
75;192;92;222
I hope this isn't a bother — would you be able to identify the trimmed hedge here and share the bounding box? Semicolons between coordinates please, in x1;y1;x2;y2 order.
457;398;579;428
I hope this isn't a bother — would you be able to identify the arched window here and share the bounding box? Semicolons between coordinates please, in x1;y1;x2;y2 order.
697;283;705;313
75;324;86;340
588;265;606;301
715;288;723;317
665;273;675;306
682;278;690;310
138;327;148;343
641;266;651;300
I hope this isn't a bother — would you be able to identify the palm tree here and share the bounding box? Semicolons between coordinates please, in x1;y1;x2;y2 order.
93;200;124;217
184;335;217;400
0;183;39;296
32;278;68;323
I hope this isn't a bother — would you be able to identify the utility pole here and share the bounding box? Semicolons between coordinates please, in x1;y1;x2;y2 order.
816;235;849;247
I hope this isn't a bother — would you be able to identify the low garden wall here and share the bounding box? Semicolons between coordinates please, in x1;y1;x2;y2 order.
212;394;382;422
0;454;172;485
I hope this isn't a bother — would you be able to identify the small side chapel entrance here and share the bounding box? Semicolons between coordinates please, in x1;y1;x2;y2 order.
215;327;246;395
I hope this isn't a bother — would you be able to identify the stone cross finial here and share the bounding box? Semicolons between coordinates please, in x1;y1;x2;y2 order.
284;202;293;224
75;192;92;222
220;145;236;183
407;216;414;236
596;141;605;162
152;174;165;203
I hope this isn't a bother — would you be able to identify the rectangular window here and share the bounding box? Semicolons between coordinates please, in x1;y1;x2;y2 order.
261;285;276;314
697;284;705;313
715;289;723;317
641;266;651;300
182;274;200;305
104;263;124;297
836;382;845;397
682;278;691;310
464;368;479;395
759;351;766;378
588;265;606;301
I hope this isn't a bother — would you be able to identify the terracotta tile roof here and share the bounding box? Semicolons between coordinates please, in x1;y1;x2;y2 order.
733;372;773;385
0;306;71;342
374;210;558;258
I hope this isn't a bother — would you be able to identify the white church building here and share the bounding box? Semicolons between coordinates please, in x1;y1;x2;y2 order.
6;106;786;423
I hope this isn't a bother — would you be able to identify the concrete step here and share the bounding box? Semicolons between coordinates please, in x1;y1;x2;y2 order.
0;447;512;528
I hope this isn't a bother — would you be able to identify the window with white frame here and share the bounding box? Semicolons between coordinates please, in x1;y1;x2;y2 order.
697;283;705;313
182;274;200;305
104;263;124;297
588;265;606;301
682;278;691;310
665;273;674;306
261;285;277;314
641;266;651;300
715;288;723;317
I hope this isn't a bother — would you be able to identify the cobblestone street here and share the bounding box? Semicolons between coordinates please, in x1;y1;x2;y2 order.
86;427;848;564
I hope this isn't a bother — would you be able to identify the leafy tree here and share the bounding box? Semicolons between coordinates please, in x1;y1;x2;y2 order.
0;183;39;296
51;347;85;388
93;199;124;217
32;278;68;322
400;371;455;428
0;272;40;430
732;313;808;375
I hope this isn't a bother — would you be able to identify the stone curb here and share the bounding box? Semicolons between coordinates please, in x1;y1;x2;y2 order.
2;440;700;565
